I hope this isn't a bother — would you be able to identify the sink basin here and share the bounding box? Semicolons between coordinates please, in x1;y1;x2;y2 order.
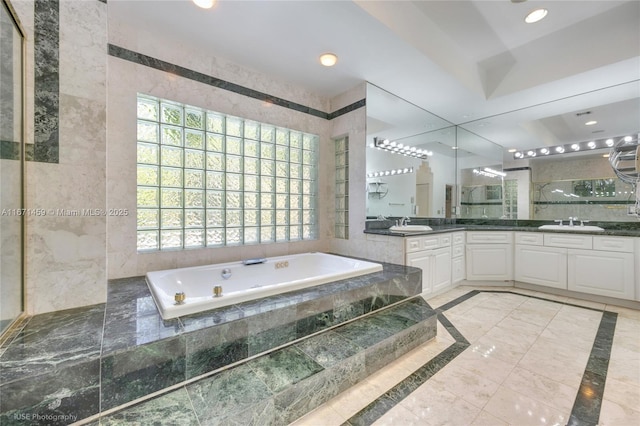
538;225;605;232
389;225;433;232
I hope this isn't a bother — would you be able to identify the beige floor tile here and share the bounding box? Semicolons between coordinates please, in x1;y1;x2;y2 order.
325;380;384;419
290;403;346;426
469;335;528;364
603;377;640;413
502;366;578;413
470;410;509;426
445;313;493;343
372;403;421;426
517;336;590;388
532;291;569;303
506;297;562;328
483;386;569;426
607;357;640;388
598;399;640;426
429;362;501;409
449;346;519;384
399;382;481;426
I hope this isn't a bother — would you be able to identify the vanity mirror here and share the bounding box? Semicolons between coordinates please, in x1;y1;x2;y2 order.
459;81;639;222
366;83;458;218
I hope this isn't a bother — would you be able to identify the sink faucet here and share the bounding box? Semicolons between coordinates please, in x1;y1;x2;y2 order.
568;216;576;226
401;216;411;226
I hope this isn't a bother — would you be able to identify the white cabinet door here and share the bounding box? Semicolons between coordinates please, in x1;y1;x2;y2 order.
406;251;433;294
515;245;567;289
432;247;452;293
568;249;635;299
452;256;465;283
466;244;513;281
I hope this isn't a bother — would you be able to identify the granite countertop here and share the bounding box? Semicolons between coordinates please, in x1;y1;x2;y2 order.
364;224;640;238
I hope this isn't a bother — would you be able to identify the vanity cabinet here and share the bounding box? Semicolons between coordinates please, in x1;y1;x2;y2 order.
514;232;636;300
465;231;513;282
405;234;452;294
514;233;567;289
568;236;635;299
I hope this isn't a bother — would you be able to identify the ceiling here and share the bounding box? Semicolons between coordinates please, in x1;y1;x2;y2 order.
109;0;640;152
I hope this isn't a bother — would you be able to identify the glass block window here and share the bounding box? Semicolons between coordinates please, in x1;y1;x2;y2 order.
335;137;349;239
136;94;318;251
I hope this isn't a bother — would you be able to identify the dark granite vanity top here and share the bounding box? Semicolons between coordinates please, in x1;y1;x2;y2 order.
364;219;640;237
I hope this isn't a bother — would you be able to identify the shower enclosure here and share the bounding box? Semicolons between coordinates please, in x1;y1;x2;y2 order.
0;0;24;336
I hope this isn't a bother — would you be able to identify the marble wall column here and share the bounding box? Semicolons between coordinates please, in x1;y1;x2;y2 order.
13;0;108;315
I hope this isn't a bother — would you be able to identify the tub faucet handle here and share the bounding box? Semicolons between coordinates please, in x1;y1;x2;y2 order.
221;268;232;280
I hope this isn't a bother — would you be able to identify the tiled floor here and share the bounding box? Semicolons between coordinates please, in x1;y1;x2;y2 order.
293;286;640;426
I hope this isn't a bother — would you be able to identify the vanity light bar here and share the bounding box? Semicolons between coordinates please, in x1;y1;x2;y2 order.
513;135;638;160
373;137;432;159
473;168;504;178
366;167;414;178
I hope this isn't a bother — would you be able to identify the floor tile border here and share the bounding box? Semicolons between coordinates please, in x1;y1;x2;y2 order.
344;289;619;426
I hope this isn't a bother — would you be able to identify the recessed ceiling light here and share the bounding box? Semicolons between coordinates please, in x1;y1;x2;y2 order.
525;8;548;23
319;53;338;67
585;120;598;126
193;0;215;9
507;149;517;153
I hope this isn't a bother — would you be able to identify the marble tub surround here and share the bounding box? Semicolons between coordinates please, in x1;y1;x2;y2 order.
94;297;437;425
100;261;421;410
0;260;421;423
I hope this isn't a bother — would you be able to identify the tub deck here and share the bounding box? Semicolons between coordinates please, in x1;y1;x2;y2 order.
0;259;422;423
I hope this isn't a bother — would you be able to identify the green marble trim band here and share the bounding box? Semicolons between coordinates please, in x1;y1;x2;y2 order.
107;44;365;121
33;0;59;164
534;200;634;205
0;140;21;160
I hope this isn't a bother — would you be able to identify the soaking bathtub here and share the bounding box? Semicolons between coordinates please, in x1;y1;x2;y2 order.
145;252;383;319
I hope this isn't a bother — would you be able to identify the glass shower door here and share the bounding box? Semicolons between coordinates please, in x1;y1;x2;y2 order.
0;0;24;336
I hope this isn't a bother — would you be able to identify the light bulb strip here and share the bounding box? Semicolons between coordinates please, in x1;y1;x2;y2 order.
372;137;433;159
473;169;503;178
366;167;414;178
513;135;638;160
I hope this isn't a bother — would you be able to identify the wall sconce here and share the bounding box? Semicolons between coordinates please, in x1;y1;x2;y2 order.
513;135;638;160
372;137;432;159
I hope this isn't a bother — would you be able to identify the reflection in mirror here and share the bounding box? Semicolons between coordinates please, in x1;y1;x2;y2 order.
366;83;456;218
456;128;507;219
530;154;636;222
460;81;639;222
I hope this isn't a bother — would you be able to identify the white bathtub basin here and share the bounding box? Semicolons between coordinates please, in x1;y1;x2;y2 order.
146;252;383;319
389;225;433;232
538;225;605;232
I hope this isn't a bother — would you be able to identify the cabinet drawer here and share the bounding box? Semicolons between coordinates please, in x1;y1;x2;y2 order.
544;233;592;249
515;232;543;246
406;237;422;253
421;236;441;250
439;235;452;247
453;232;464;245
466;231;512;244
452;245;465;258
593;236;634;253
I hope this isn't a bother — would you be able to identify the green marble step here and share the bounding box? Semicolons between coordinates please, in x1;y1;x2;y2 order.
95;296;437;425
